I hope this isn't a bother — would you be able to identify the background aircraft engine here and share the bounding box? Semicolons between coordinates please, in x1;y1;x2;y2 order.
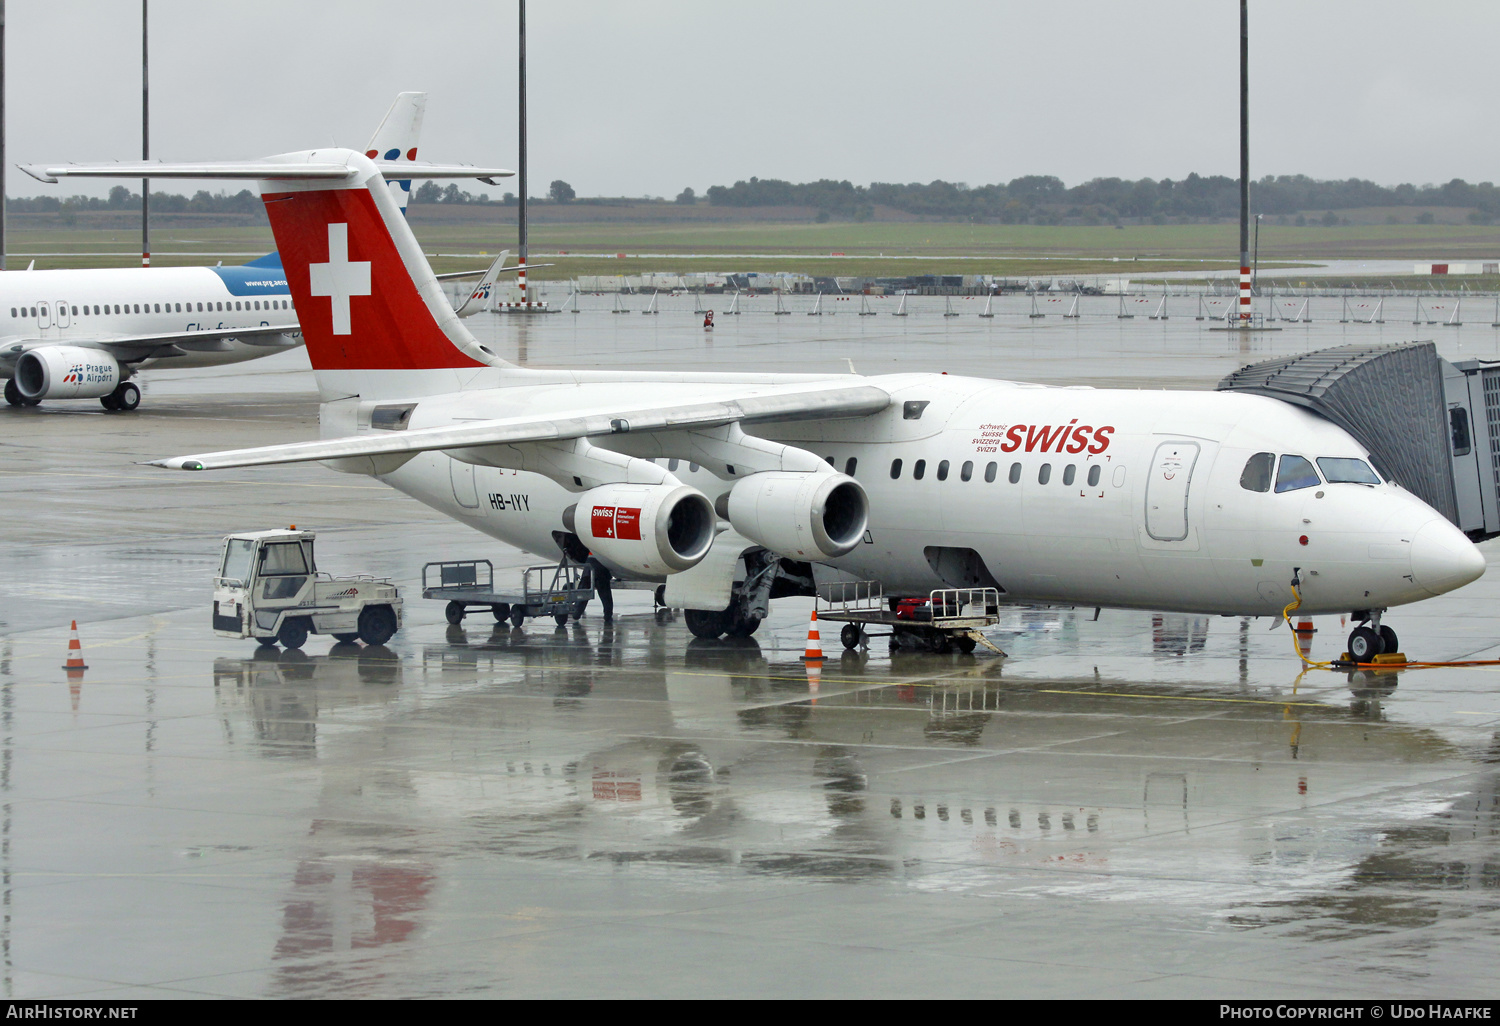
14;347;121;400
725;472;868;559
570;483;717;575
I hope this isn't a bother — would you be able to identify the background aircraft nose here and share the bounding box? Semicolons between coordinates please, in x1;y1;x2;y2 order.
1410;518;1487;596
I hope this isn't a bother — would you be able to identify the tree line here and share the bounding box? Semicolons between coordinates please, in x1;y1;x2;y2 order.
703;174;1500;224
12;174;1500;225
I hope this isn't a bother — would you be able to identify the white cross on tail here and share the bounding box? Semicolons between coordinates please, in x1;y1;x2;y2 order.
308;223;371;335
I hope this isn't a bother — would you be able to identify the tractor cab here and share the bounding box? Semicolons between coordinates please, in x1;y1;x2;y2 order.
213;528;402;650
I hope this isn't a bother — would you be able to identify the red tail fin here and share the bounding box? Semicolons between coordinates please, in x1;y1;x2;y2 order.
265;181;486;371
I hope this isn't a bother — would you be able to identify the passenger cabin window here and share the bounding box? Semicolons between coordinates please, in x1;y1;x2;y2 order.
1316;457;1381;485
1275;454;1321;493
890;458;902;479
1240;452;1274;492
912;459;926;481
1062;464;1076;486
1008;462;1021;484
844;457;857;476
1038;463;1052;485
960;460;973;482
1087;465;1101;487
984;461;997;483
936;460;949;481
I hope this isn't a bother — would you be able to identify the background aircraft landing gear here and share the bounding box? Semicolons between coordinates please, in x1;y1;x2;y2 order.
100;381;140;412
4;379;38;407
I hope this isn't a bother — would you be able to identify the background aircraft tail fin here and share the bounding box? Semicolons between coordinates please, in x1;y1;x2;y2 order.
364;91;428;217
453;250;509;318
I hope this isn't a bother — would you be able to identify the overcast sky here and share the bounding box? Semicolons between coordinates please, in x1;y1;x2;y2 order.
8;1;1500;200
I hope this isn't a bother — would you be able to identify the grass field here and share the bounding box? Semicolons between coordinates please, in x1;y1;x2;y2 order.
7;218;1500;279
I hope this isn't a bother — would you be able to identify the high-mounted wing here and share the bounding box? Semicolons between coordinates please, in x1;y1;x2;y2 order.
149;382;891;471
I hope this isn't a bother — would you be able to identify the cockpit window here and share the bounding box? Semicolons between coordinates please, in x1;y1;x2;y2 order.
1316;457;1381;485
1275;454;1321;493
1239;452;1274;492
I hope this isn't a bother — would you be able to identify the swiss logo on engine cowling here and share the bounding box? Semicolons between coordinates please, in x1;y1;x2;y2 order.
614;507;641;540
591;506;642;541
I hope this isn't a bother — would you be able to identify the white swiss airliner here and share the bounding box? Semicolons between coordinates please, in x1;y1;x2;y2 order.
3;92;497;412
37;148;1487;662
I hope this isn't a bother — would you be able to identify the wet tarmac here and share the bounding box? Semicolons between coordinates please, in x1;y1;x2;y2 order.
3;304;1500;997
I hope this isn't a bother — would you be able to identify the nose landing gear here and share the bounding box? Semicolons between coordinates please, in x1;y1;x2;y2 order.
1347;610;1397;663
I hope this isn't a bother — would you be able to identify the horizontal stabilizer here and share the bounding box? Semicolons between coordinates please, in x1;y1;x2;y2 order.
147;383;891;471
21;159;511;184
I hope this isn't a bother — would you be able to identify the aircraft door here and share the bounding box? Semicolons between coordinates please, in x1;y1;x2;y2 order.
449;457;480;510
54;301;69;329
1145;441;1200;542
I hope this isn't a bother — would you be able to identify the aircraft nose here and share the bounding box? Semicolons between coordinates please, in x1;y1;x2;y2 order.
1410;518;1487;596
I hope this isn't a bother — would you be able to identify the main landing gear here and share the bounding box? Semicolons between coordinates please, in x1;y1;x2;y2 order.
99;381;141;412
1346;610;1398;663
4;379;38;407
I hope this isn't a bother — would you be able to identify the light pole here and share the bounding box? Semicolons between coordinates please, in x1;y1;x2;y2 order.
141;0;149;268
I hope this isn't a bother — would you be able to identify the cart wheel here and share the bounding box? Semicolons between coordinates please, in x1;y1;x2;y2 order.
572;601;589;620
929;632;952;654
509;605;527;628
332;633;360;644
840;623;861;650
277;617;310;651
357;605;399;646
654;585;667;608
492;603;511;622
444;601;466;626
554;613;569;628
955;635;977;655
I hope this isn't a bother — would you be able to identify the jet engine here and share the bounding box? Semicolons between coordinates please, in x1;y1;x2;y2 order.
13;347;121;400
723;471;868;560
567;482;717;576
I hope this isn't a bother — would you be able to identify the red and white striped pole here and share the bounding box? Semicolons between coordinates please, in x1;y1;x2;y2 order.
517;254;527;307
1238;0;1250;321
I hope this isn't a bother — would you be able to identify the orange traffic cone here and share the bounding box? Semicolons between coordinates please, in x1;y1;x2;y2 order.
1295;619;1316;659
62;620;88;673
802;609;824;662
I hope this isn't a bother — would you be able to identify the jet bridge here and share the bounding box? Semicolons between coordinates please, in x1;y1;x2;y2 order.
1217;341;1500;541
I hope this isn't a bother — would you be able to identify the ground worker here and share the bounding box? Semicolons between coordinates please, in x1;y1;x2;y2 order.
583;553;614;623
